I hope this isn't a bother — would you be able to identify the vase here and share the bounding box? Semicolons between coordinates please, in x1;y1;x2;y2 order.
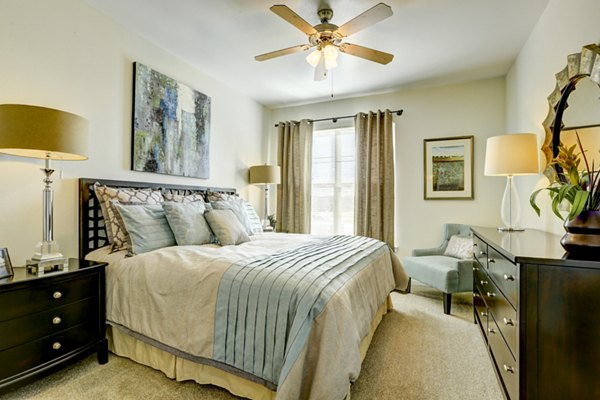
561;211;600;257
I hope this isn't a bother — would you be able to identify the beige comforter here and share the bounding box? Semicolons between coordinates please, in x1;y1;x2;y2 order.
88;233;408;399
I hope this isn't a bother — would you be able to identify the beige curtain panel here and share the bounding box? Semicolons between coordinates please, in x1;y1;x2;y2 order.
354;109;395;247
277;119;313;234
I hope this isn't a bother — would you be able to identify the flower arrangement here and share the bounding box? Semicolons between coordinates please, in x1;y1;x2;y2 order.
530;132;600;220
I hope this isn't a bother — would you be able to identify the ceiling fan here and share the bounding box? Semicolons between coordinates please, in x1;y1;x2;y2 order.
255;3;394;81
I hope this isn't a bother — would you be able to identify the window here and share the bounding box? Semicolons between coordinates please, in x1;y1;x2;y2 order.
311;127;355;235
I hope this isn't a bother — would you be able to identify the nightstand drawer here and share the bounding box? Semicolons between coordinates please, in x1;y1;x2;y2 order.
487;247;517;307
0;274;98;322
488;315;518;400
0;298;98;351
0;322;97;382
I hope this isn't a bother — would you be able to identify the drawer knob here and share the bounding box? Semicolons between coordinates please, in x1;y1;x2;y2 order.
503;364;515;374
481;311;488;317
479;251;487;256
52;316;62;325
503;317;515;326
473;243;478;247
486;291;496;298
503;274;515;281
53;291;63;299
488;258;496;264
487;327;496;334
473;292;480;298
52;342;62;350
480;280;488;286
473;266;479;272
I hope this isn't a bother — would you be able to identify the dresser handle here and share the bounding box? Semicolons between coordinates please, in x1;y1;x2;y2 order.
53;291;63;299
473;243;478;247
52;316;62;325
481;311;488;317
503;317;515;326
503;364;515;374
52;342;62;350
473;266;479;272
503;274;515;281
480;280;488;286
488;258;496;264
487;327;496;334
479;251;487;256
486;291;496;298
473;292;480;298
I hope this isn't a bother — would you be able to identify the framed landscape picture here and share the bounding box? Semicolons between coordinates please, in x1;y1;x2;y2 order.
424;136;474;200
132;62;211;179
0;248;13;279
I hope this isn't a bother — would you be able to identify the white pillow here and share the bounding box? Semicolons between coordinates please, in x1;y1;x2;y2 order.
443;235;473;260
211;199;254;235
243;200;263;234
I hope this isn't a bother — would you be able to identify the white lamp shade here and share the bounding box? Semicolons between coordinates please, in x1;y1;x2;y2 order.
0;104;89;160
484;133;539;176
249;165;281;184
306;49;322;67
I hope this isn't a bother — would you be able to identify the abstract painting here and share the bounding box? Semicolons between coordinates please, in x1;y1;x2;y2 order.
132;62;210;178
424;136;473;199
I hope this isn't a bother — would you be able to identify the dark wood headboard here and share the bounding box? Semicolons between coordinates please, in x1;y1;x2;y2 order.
78;178;236;258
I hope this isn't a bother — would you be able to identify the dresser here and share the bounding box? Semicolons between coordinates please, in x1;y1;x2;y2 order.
0;259;107;394
472;227;600;400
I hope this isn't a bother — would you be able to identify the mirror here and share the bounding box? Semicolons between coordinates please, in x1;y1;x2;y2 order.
541;44;600;180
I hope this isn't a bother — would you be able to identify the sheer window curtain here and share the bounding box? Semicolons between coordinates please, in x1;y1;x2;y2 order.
276;119;314;233
354;109;395;247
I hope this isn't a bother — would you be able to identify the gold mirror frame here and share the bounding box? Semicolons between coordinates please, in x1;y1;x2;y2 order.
541;43;600;180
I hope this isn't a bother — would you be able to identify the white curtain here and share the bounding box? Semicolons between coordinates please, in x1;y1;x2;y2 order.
276;119;313;233
354;109;395;247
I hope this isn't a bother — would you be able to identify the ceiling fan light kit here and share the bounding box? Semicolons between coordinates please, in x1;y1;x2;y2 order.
255;2;394;81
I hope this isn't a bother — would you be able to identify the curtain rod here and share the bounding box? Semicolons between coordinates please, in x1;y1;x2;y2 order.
273;109;403;127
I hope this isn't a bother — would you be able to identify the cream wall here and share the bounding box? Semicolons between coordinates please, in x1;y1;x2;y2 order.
506;0;600;235
270;78;506;256
0;0;268;264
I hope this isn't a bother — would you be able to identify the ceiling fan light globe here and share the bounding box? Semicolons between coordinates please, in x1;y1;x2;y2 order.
324;57;338;70
306;49;322;67
323;44;339;61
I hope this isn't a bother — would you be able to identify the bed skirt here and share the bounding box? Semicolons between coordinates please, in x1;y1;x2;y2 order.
106;294;393;399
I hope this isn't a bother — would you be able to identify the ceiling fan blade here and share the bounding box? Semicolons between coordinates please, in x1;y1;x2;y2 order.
339;43;393;64
336;3;393;37
255;44;310;61
270;5;317;35
314;56;327;81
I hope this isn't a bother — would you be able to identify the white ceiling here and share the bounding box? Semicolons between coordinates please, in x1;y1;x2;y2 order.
82;0;549;108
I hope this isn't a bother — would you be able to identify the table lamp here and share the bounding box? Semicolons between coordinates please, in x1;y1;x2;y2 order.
249;165;280;230
0;104;88;275
484;133;538;231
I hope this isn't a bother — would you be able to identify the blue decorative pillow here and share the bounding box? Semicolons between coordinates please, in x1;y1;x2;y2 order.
114;203;176;255
162;202;213;246
211;199;254;235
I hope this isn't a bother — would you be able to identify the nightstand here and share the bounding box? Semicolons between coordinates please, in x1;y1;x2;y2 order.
0;259;107;394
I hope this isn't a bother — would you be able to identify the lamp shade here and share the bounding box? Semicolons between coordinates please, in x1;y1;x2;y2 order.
249;165;280;184
484;133;539;176
0;104;89;160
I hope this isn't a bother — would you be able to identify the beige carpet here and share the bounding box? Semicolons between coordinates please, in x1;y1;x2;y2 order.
4;283;503;400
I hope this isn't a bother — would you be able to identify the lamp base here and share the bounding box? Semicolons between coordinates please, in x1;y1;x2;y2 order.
497;227;525;232
26;241;69;276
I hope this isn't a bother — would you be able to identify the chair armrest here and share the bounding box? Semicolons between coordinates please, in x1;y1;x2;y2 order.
412;245;446;257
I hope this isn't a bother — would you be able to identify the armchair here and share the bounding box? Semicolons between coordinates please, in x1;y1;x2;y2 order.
402;224;473;315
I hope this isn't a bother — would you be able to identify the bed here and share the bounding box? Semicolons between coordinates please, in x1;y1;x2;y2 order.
79;178;408;400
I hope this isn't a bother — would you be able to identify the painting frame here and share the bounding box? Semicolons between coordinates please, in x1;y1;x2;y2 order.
131;62;211;179
423;135;474;200
0;248;13;279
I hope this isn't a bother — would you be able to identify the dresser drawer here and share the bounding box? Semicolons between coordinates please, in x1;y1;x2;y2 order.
473;235;488;268
488;315;518;400
0;322;98;382
0;298;98;351
485;280;517;357
487;247;517;307
473;288;488;337
0;274;99;322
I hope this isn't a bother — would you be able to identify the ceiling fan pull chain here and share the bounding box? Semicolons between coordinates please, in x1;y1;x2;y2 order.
330;70;334;98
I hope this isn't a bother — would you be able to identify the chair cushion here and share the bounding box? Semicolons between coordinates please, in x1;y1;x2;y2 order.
403;255;463;293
